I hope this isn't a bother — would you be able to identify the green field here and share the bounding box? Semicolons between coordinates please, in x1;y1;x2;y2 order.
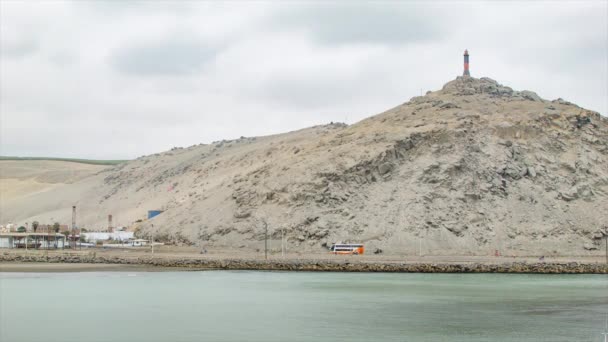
0;156;128;165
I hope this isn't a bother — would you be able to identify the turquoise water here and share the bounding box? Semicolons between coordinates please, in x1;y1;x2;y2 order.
1;272;607;342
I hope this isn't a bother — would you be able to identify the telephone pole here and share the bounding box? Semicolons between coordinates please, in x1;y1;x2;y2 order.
264;221;268;260
150;223;154;254
71;206;76;249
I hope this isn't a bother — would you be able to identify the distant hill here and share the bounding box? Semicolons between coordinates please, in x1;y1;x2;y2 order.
0;159;111;203
0;156;127;165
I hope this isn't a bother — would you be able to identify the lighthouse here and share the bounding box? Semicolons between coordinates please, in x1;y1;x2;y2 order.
463;49;470;76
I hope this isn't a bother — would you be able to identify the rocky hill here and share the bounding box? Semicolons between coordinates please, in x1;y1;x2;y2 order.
2;76;607;255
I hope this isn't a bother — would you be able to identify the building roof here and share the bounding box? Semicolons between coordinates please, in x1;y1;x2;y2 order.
0;232;66;238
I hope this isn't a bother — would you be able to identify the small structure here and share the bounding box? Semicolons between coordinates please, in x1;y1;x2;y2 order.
128;239;150;247
463;49;470;76
100;239;152;248
0;232;66;249
148;210;163;219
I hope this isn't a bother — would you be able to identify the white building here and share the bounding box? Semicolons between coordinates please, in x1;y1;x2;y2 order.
82;231;134;243
128;239;149;247
0;233;66;249
99;239;153;248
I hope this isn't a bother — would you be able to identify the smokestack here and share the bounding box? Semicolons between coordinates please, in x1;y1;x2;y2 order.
463;49;470;76
108;214;113;233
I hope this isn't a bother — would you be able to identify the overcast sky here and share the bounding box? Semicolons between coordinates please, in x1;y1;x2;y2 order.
1;1;606;159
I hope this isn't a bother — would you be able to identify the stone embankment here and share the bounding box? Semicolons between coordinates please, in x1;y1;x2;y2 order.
1;252;606;274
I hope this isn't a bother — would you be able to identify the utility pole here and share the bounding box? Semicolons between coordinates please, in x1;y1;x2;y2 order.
151;224;154;254
264;221;268;260
418;228;423;257
71;206;76;250
605;235;607;265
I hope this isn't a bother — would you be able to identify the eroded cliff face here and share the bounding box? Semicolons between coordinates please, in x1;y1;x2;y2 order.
6;77;608;255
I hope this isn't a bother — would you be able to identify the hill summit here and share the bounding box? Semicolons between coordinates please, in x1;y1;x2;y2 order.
2;76;607;255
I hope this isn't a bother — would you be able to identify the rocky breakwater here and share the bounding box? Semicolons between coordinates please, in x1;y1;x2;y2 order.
1;252;606;274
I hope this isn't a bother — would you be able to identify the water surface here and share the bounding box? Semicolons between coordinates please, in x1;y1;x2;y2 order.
1;272;607;342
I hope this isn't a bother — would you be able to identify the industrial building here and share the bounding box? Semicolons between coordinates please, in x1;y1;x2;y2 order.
0;232;67;249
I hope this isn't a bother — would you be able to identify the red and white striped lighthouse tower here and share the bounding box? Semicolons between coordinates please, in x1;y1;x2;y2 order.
463;49;470;76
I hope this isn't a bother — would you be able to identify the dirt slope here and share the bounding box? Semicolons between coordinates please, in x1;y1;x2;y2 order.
0;160;108;204
2;77;607;255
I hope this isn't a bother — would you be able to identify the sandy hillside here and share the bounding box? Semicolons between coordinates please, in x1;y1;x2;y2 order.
2;77;607;256
0;160;108;211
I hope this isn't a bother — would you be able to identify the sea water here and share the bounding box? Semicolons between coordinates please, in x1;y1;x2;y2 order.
1;271;607;342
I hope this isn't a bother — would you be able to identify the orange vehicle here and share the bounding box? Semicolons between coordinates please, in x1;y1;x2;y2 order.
329;243;364;255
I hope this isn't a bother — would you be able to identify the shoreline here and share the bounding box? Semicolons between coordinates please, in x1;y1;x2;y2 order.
0;262;171;273
1;251;607;273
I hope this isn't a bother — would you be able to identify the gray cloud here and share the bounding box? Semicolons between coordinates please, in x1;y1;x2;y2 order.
257;76;358;109
0;37;38;58
243;59;402;110
111;38;215;76
0;1;606;160
74;1;196;15
272;3;446;46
